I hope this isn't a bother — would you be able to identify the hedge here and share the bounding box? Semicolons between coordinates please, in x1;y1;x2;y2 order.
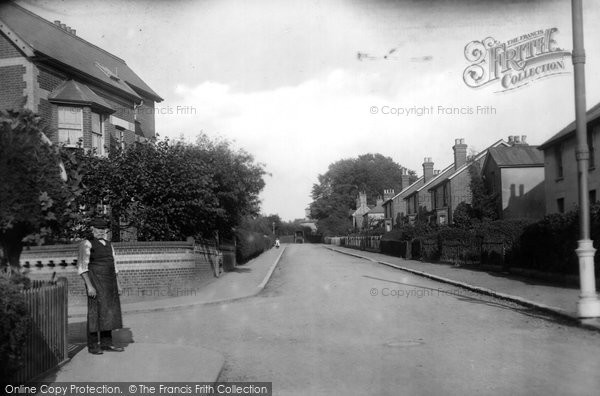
0;274;31;380
235;229;274;264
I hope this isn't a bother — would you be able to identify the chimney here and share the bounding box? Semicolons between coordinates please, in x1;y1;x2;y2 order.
356;191;367;209
508;135;515;145
54;20;61;26
400;168;410;189
514;135;521;144
71;29;76;35
60;23;67;30
453;138;467;170
383;189;395;201
423;157;434;183
376;196;383;207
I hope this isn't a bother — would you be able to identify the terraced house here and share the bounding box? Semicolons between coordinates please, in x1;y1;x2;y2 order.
0;2;162;154
426;138;508;225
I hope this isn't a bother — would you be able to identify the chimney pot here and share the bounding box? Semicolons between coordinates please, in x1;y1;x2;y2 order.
508;136;514;143
515;136;521;143
54;20;61;26
521;135;527;144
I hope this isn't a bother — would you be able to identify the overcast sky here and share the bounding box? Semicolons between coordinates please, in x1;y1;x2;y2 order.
17;0;600;220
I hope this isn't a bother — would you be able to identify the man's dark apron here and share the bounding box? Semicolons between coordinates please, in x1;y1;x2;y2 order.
87;238;122;334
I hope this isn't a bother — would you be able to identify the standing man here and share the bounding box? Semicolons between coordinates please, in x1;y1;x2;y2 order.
77;218;124;354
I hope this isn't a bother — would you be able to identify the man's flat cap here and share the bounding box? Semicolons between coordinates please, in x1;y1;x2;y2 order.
90;218;109;228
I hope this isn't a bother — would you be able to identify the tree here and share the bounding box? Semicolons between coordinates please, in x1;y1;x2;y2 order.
467;162;499;222
310;153;415;236
67;134;266;242
0;109;82;269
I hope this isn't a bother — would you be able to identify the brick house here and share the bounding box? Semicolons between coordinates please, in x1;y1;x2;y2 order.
539;102;600;214
382;168;412;228
403;157;441;224
426;138;509;225
481;136;545;219
0;2;162;155
362;197;385;230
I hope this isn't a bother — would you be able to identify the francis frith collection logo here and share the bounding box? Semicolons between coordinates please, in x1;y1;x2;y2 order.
463;28;571;92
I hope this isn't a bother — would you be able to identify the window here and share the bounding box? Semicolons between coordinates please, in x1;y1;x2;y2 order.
555;144;563;179
91;112;104;156
58;106;83;147
588;129;595;169
590;190;597;205
115;127;126;150
439;215;447;225
557;198;565;213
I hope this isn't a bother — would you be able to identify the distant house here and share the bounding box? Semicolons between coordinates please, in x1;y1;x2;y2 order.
0;2;163;155
482;136;545;219
539;102;600;214
404;157;439;223
382;168;411;228
426;138;509;225
352;191;370;230
362;197;385;230
383;161;437;227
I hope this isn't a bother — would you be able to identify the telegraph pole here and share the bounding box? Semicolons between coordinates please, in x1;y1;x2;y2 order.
572;0;600;318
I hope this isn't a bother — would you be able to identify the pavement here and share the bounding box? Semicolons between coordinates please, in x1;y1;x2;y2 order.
43;246;286;383
325;245;600;331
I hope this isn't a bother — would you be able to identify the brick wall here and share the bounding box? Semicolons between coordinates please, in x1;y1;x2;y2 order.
0;64;25;110
20;241;220;305
0;29;27;110
37;65;66;92
82;106;92;148
449;169;473;223
0;31;21;58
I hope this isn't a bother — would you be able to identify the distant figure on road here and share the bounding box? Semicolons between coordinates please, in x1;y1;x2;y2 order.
275;238;280;248
77;218;124;355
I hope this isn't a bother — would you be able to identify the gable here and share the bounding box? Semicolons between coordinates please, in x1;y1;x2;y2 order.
0;30;25;58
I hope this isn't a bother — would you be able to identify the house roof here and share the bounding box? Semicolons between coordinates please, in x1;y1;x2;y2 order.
412;163;454;195
486;145;544;167
387;176;424;202
368;206;384;214
420;139;508;193
0;2;162;102
539;101;600;150
48;80;115;113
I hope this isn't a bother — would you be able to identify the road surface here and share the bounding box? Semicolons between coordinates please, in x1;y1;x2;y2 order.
125;244;600;395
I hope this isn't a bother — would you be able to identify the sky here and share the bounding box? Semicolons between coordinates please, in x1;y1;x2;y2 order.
16;0;600;220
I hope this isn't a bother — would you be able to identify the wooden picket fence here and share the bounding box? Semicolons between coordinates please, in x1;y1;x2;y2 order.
12;278;69;382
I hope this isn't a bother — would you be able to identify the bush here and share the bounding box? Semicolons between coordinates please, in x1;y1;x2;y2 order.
519;211;579;274
0;275;30;380
235;228;273;264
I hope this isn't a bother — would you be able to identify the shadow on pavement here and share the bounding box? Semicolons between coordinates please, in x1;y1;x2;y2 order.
68;321;135;357
226;267;252;273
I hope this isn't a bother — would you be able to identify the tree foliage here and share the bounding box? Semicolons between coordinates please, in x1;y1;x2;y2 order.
0;109;83;268
67;134;266;241
467;162;499;223
310;153;415;236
